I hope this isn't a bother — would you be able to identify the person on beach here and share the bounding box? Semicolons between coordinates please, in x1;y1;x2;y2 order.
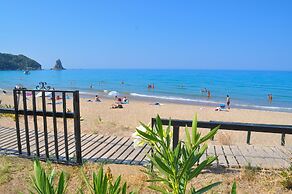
56;95;62;100
95;95;101;102
268;94;273;104
122;96;129;104
207;90;211;98
226;95;231;109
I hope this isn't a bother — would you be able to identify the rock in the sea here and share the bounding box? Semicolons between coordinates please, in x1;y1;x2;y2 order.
51;59;65;70
0;52;42;70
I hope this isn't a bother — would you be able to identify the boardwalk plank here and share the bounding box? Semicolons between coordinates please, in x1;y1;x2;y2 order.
100;137;132;164
82;136;113;159
229;145;248;167
0;126;290;168
214;145;228;167
86;136;118;160
131;145;151;165
94;137;124;162
222;145;239;168
206;145;218;167
262;146;290;168
123;144;147;165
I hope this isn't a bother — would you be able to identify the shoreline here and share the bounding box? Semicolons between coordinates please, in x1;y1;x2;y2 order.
1;92;292;146
1;87;292;114
80;90;292;114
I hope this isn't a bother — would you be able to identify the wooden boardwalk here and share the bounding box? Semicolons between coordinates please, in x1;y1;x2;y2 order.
0;126;291;169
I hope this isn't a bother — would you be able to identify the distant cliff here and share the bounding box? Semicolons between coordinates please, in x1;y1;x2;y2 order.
0;53;42;70
51;59;65;70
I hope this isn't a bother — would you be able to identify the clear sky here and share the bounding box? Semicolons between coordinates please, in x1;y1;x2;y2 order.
0;1;291;70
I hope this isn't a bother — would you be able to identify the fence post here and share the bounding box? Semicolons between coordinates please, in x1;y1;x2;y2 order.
22;90;30;155
173;125;179;150
246;131;251;144
281;133;286;146
73;91;82;164
13;89;22;154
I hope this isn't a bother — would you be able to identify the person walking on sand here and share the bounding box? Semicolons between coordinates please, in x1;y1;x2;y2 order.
226;95;231;109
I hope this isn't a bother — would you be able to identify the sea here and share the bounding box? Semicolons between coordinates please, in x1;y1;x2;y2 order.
0;69;292;112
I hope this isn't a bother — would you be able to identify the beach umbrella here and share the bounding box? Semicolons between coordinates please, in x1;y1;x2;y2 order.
108;91;119;96
36;92;52;98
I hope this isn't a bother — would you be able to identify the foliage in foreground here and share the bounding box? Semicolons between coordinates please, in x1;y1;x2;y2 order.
136;115;221;194
30;160;133;194
280;165;292;190
81;166;134;194
30;160;67;194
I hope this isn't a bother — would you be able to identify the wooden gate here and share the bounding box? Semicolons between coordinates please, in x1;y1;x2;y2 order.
12;88;82;164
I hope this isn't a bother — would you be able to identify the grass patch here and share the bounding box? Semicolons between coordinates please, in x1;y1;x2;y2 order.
241;163;261;182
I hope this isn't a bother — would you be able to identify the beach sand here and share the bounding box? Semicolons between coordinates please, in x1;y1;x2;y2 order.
0;93;292;146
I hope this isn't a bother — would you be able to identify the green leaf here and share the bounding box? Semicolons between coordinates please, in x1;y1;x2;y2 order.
231;181;237;194
185;125;192;151
198;125;220;144
192;114;198;144
192;181;221;194
57;172;66;194
151;155;174;176
155;115;164;139
148;185;169;194
136;129;159;142
189;157;214;180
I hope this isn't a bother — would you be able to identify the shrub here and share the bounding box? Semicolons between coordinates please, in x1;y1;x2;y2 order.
30;160;67;194
280;166;292;190
81;166;134;194
136;115;221;194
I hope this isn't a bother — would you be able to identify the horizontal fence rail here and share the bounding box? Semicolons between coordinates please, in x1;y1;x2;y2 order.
0;108;74;118
152;118;292;147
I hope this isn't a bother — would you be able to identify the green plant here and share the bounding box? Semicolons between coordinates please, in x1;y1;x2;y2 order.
231;181;237;194
280;165;292;190
81;166;134;194
30;160;68;194
136;115;220;194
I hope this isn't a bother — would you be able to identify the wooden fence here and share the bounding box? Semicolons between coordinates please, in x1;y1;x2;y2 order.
152;118;292;148
0;89;82;164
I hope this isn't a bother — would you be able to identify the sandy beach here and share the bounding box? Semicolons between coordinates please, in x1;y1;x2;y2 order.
1;93;292;146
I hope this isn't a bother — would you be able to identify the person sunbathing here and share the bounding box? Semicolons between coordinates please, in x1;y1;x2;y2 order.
111;102;123;109
95;95;101;102
121;97;129;104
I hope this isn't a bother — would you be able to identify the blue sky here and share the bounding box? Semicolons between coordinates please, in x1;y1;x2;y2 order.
0;1;291;70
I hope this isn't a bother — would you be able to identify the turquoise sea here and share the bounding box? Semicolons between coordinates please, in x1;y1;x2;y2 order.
0;69;292;112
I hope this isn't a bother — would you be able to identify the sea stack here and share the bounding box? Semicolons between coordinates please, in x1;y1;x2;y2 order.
51;59;65;70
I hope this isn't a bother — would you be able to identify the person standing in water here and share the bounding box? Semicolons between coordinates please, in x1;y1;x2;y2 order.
268;94;273;104
207;90;211;98
226;95;231;109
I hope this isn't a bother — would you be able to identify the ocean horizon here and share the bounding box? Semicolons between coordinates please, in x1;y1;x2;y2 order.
1;69;292;112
